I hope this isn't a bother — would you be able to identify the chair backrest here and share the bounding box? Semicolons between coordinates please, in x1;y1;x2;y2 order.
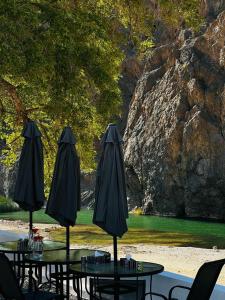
0;253;24;300
187;258;225;300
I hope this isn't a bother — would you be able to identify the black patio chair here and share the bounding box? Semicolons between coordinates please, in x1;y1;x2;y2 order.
145;258;225;300
169;258;225;300
0;253;62;300
90;278;146;300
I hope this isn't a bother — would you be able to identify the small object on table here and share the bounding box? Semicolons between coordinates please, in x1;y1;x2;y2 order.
17;239;22;251
86;252;111;264
17;239;29;251
81;256;87;265
137;261;144;271
126;254;131;260
120;257;137;269
28;229;34;250
32;236;44;258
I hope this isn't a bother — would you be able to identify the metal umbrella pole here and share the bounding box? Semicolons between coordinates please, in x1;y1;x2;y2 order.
113;236;119;300
29;211;33;232
113;236;118;266
66;226;70;300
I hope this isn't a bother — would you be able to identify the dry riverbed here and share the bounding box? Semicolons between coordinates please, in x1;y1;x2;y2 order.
1;220;225;285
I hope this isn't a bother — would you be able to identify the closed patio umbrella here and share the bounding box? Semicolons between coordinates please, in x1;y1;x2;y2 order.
14;120;45;231
93;124;128;265
45;126;80;254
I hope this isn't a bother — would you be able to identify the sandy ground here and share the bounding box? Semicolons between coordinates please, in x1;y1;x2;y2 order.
1;220;225;285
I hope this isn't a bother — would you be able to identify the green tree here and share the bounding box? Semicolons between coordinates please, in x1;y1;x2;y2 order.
0;0;124;188
0;0;202;190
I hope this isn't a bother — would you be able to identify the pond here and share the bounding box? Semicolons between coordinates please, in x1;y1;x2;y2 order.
1;209;225;248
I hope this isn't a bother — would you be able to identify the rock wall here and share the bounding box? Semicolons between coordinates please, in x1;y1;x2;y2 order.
200;0;225;20
118;55;143;132
0;163;17;199
124;11;225;219
0;139;17;199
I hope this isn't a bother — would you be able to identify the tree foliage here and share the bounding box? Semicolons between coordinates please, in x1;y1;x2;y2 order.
0;0;202;190
0;0;123;188
157;0;203;30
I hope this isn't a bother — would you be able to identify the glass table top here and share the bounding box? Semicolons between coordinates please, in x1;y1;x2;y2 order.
70;261;164;277
0;240;66;253
25;249;110;264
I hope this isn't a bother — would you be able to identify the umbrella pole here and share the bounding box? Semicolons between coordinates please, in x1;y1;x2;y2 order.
113;236;119;300
28;211;33;292
66;226;70;256
66;226;70;300
29;211;33;231
113;236;118;265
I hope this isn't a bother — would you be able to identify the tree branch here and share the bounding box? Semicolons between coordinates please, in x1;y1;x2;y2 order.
25;106;41;113
0;78;28;123
38;122;55;153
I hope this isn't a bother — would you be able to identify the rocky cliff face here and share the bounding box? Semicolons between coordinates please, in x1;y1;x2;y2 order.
124;11;225;219
0;163;17;199
200;0;225;20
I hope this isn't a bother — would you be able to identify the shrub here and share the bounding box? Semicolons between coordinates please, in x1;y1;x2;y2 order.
0;196;21;213
130;207;143;215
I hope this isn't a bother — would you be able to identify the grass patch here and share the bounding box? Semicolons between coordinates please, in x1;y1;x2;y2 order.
0;196;20;213
49;224;224;248
0;209;91;224
1;209;225;248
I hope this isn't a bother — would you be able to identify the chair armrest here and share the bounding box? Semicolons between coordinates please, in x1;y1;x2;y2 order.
145;291;168;299
168;285;191;300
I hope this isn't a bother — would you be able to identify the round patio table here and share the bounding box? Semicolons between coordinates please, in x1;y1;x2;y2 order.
70;261;164;300
25;249;111;300
70;261;163;277
0;240;66;253
0;240;66;289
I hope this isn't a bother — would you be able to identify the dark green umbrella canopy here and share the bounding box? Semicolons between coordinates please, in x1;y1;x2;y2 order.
14;120;45;211
93;124;128;238
45;127;80;227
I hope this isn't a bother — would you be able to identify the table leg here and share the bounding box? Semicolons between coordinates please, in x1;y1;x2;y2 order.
59;265;64;298
150;275;153;300
28;263;33;291
17;254;21;280
92;277;98;300
66;264;70;300
46;265;52;291
20;257;26;288
85;276;90;295
37;265;42;286
136;276;140;300
90;278;93;300
76;276;81;300
114;275;119;300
